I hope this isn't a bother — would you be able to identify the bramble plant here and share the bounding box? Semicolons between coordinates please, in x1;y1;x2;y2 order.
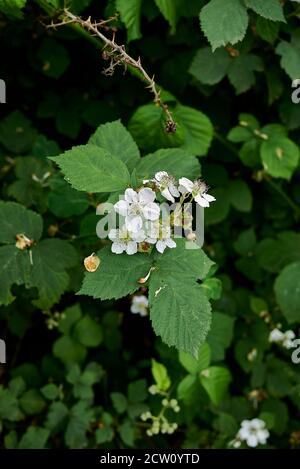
1;0;300;451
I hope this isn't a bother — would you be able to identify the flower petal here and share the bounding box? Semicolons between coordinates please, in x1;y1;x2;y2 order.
202;192;216;202
125;215;143;233
125;188;138;203
161;187;175;203
143;203;160;221
114;200;129;216
165;237;176;249
195;194;210;207
246;435;258;448
108;229;119;241
126;241;138;255
155;171;168;182
169;184;180;198
156;240;166;253
111;241;125;254
178;177;194;192
139;187;156;204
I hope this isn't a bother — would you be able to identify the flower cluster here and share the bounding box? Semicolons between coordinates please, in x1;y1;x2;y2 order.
140;397;180;436
269;328;296;349
233;418;270;448
130;295;148;317
108;172;215;255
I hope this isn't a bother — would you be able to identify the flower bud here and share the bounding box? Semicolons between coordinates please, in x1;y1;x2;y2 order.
84;253;100;272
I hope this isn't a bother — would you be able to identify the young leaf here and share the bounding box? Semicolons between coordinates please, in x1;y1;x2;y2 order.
200;0;248;51
79;246;152;300
89;120;140;172
151;359;171;391
49;144;130;193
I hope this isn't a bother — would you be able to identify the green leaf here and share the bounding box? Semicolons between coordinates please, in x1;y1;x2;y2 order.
174;105;214;156
96;426;114;443
207;312;235;361
149;273;212;356
48;178;89;218
204;188;230;225
177;374;197;401
256;232;300;273
116;0;142;41
0;0;27;19
154;0;179;33
256;17;279;44
53;336;87;365
89;120;140;172
30;239;78;309
227;54;263;94
245;0;285;22
0;201;43;244
0;386;23;421
111;392;128;413
119;420;135;447
0;246;30;305
37;38;70;78
18;427;49;449
274;261;300;323
49;144;130;193
189;47;231;85
41;383;60;400
9;377;26;397
19;389;46;415
153;238;214;281
260;136;299;179
58;304;82;335
151;359;171;391
136;148;200;181
179;342;211;374
46;401;69;431
200;366;231;405
0;111;37;153
276;39;300;80
129;103;213;156
79;247;152;300
65;401;95;448
228;179;253;212
74;315;103;347
200;0;248;51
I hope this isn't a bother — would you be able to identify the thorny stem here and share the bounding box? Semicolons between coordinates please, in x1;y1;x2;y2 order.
46;10;176;129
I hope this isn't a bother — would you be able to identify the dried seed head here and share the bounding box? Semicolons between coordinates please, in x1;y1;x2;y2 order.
84;253;100;272
165;120;177;134
15;233;34;250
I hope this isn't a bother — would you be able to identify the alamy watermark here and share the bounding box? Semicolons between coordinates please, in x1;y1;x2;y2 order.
291;339;300;364
291;79;300;103
0;79;6;103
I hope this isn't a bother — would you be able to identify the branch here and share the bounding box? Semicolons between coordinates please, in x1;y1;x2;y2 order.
47;10;176;133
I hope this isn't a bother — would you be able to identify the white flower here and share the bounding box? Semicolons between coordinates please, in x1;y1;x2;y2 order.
155;226;176;254
114;188;160;233
269;328;284;343
269;328;296;349
236;419;269;448
282;330;296;349
144;171;180;203
178;177;216;207
108;227;145;255
131;295;148;316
